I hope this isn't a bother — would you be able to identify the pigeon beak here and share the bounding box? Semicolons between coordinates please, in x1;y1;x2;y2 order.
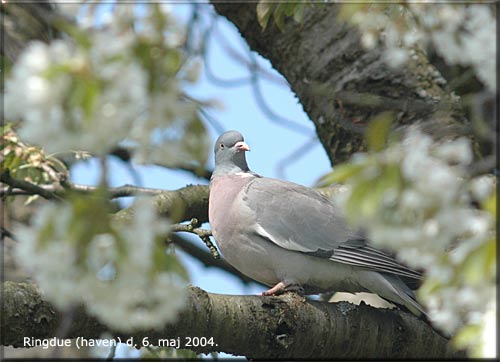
235;141;250;152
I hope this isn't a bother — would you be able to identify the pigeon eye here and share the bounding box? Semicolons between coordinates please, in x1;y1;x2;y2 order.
219;144;225;149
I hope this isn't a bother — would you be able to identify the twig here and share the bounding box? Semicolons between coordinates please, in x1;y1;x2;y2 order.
202;16;252;87
40;162;64;183
63;182;165;198
1;227;17;241
276;136;319;180
0;175;166;199
0;171;58;200
153;162;213;181
249;53;313;135
170;218;219;259
199;109;225;136
216;25;288;86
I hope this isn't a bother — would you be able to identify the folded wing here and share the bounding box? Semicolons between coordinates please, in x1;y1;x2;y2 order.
244;177;422;283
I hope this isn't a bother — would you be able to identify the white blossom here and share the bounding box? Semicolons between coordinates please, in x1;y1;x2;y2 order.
14;197;186;331
470;175;495;201
433;138;473;165
334;127;496;349
347;4;496;91
54;2;82;18
4;5;205;164
481;300;497;358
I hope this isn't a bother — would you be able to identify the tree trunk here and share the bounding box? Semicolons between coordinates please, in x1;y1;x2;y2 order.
212;3;472;164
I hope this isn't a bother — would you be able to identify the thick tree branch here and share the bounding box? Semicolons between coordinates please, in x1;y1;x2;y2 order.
113;184;209;224
212;3;472;164
2;281;462;359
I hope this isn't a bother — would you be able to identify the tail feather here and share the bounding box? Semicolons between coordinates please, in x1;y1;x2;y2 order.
377;273;426;317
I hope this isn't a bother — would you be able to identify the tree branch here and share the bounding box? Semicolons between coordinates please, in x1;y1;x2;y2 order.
0;171;58;200
171;220;212;238
0;178;167;199
113;184;209;224
170;218;219;259
2;281;463;359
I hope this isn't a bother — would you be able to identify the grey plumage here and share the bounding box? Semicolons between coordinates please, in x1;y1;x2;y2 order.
209;130;425;316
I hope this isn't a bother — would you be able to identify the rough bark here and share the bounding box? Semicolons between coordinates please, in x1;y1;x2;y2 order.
2;281;463;359
212;3;471;164
113;184;210;224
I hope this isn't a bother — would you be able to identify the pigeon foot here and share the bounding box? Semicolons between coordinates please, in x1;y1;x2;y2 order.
262;281;304;296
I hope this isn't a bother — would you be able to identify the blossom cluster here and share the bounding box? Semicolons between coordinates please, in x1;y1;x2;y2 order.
332;128;496;355
346;4;496;92
14;196;187;331
5;4;208;166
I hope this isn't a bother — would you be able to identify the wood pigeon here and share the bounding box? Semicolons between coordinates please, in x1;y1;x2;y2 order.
209;130;425;316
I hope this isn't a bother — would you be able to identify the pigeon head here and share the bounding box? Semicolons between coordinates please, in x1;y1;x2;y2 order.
213;130;251;177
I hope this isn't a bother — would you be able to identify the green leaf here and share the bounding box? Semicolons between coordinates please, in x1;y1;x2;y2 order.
1;55;13;76
452;324;482;351
273;5;287;32
366;112;394;152
344;179;374;222
81;78;101;120
0;151;20;173
418;278;443;298
68;189;113;244
293;3;306;23
42;63;74;80
37;218;56;249
460;239;496;283
481;192;496;218
68;76;100;122
283;3;297;17
343;164;402;222
318;162;366;186
56;20;92;49
337;3;367;22
379;164;402;195
154;241;189;282
1;122;14;133
256;2;273;30
370;166;400;211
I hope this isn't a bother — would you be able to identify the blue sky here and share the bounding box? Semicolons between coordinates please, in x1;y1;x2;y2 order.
69;3;331;358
